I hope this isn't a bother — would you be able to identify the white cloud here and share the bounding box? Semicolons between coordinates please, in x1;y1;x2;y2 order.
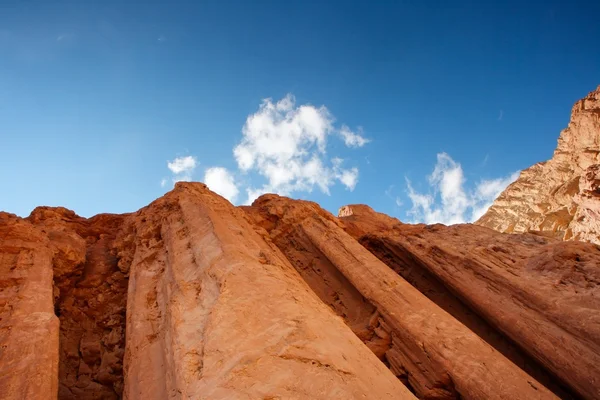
204;167;239;203
163;155;198;186
339;125;370;148
406;153;519;224
332;157;358;190
167;156;197;174
233;94;365;204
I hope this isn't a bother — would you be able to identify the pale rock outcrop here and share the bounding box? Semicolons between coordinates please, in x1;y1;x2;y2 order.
477;85;600;244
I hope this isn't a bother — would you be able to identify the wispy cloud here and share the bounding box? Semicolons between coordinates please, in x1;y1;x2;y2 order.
498;109;504;121
385;184;403;207
406;152;519;224
339;125;370;148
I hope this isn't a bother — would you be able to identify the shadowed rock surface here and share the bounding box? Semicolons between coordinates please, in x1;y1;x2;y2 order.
245;195;557;400
477;85;600;244
340;203;600;399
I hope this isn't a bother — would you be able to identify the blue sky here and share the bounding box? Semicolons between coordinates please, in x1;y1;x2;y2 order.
1;0;599;222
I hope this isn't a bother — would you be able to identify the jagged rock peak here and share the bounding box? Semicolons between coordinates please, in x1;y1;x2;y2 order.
476;85;600;244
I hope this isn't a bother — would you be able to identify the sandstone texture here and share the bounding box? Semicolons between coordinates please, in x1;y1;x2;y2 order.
0;213;59;399
1;181;598;399
2;85;600;400
340;204;600;399
245;196;557;400
118;183;411;400
477;85;600;244
0;183;413;400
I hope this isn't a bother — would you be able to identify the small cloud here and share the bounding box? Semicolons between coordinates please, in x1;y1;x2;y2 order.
339;125;370;148
167;156;197;174
165;155;198;185
157;35;166;43
395;198;403;207
405;153;519;224
204;167;239;203
160;178;168;188
498;110;504;121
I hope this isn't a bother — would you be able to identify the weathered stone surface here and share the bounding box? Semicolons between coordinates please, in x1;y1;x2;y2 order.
340;204;600;399
477;85;600;244
246;195;557;400
0;183;413;400
19;206;129;400
0;213;59;400
119;183;412;400
2;177;598;399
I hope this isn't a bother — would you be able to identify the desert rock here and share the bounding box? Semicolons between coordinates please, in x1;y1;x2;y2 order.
340;204;600;399
477;85;600;244
0;183;413;400
245;195;557;400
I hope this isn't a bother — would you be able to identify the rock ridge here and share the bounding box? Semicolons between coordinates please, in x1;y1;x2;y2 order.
477;85;600;244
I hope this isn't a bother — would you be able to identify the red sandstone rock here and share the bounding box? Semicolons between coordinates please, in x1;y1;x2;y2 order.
339;204;600;399
0;184;413;400
2;178;598;399
245;195;558;400
0;213;59;399
119;183;412;400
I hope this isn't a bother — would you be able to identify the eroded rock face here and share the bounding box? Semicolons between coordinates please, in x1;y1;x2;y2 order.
118;183;411;400
0;213;59;399
340;204;600;400
2;182;599;399
27;208;129;399
477;85;600;244
246;196;557;400
0;184;413;400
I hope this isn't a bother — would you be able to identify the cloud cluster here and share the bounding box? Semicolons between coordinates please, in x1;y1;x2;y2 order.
406;153;519;224
162;94;368;205
234;94;367;204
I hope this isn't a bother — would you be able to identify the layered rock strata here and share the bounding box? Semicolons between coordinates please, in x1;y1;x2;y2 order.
477;85;600;244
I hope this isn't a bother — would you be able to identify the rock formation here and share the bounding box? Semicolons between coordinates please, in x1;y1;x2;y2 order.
339;204;600;400
245;197;557;400
2;82;600;400
477;85;600;244
0;183;413;400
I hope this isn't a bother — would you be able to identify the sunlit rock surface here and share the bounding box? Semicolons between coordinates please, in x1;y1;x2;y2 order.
477;85;600;244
